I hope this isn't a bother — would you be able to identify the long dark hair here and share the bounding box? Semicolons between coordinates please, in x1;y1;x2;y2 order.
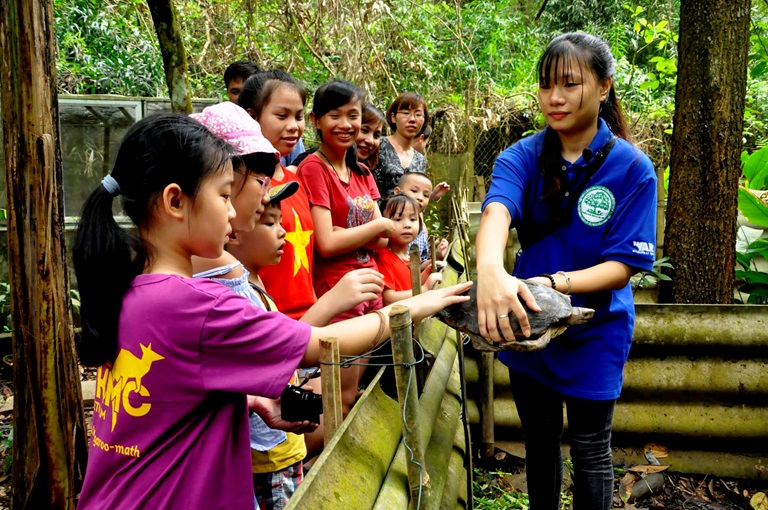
238;69;308;119
311;79;367;175
73;113;233;367
538;32;629;198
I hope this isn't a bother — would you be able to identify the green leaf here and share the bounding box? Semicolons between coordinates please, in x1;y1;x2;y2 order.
736;251;754;270
747;238;768;252
735;270;768;284
743;146;768;184
739;282;768;293
738;187;768;227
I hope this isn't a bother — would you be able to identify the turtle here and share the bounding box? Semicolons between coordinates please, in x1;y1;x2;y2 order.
434;279;595;352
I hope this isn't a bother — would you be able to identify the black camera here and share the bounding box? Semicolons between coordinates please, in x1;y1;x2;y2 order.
280;384;323;424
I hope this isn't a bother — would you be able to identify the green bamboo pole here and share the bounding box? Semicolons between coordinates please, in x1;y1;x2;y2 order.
421;364;462;509
285;371;402;510
439;426;470;510
390;305;429;509
373;313;460;509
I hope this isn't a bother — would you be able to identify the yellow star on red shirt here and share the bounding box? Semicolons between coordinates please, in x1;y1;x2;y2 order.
284;208;312;276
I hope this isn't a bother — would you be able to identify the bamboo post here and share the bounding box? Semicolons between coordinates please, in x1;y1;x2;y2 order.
430;236;437;273
475;175;487;202
408;244;428;390
389;305;429;508
479;352;495;457
320;337;343;444
409;244;422;296
655;164;666;262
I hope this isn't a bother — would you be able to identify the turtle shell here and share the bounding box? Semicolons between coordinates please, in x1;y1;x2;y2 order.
434;279;585;351
523;280;574;338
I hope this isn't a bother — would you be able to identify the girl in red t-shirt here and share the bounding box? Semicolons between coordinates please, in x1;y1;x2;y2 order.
297;79;394;414
237;70;317;320
375;194;442;304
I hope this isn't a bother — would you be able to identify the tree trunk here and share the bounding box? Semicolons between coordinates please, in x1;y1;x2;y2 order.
147;0;193;113
660;0;751;303
0;1;88;508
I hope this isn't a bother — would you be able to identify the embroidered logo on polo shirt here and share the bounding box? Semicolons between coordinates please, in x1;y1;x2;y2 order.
578;186;615;226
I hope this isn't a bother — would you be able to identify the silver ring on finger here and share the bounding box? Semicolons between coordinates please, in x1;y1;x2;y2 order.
498;313;509;319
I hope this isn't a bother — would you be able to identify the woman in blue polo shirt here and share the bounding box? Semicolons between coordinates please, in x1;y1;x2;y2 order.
475;33;657;510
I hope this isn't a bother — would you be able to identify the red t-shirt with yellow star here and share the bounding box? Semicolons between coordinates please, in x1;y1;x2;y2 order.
259;168;316;320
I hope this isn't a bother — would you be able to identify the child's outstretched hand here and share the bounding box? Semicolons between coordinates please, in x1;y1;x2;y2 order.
375;217;396;238
399;281;472;321
435;238;450;260
302;268;385;326
329;268;384;310
247;395;320;434
424;271;443;290
430;182;451;201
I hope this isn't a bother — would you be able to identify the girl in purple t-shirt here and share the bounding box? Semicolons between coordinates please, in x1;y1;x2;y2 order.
73;113;471;510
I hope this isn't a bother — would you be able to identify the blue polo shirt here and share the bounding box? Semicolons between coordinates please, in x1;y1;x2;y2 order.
482;119;657;400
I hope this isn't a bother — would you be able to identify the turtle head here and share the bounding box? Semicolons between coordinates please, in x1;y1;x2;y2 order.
568;307;595;325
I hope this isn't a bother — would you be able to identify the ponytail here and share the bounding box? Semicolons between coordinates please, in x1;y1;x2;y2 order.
599;86;630;142
74;183;146;367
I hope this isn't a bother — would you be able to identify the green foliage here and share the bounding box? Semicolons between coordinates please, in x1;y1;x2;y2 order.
742;146;768;190
54;0;164;96
47;0;768;177
472;469;530;510
632;256;673;291
0;424;11;476
472;467;574;510
736;147;768;304
0;283;81;332
0;283;10;333
745;5;768;148
739;188;768;226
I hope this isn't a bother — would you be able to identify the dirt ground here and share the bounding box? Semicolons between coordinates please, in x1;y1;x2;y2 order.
474;448;768;510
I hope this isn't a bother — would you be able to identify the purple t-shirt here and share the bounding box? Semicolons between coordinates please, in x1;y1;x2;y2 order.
77;274;311;510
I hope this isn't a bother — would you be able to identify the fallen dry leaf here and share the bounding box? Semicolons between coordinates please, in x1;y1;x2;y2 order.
644;443;670;458
620;472;638;502
628;464;670;475
752;492;768;510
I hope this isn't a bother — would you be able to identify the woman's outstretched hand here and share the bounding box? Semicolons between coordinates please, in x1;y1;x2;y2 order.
400;280;473;321
476;266;540;344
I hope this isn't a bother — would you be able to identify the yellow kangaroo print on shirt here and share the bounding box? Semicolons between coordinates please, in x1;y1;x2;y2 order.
95;343;165;431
